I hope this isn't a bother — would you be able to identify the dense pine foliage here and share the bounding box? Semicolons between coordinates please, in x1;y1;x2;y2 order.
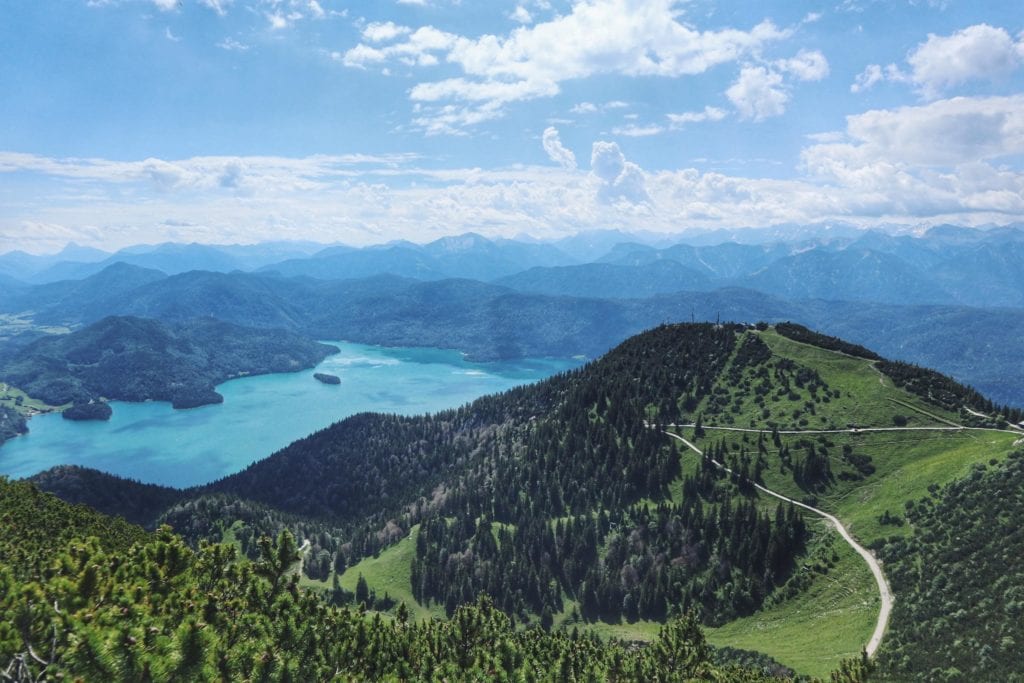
774;323;881;361
29;465;185;527
62;400;113;421
0;480;815;682
0;477;148;580
876;451;1024;681
876;360;1023;425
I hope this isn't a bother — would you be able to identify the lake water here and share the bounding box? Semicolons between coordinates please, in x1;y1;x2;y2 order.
0;342;577;488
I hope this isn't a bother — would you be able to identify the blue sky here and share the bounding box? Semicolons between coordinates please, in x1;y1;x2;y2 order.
2;0;1023;253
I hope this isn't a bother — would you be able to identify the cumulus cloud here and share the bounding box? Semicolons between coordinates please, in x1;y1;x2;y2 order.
852;24;1024;98
591;141;649;204
542;127;577;170
804;95;1024;171
775;49;829;81
341;0;791;133
362;21;411;43
510;6;532;24
725;49;827;121
727;66;788;120
908;24;1022;98
151;0;177;11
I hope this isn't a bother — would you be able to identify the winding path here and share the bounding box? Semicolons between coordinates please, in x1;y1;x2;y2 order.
663;423;1021;436
662;429;894;658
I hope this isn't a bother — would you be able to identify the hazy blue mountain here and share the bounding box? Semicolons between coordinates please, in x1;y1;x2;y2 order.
0;243;110;282
844;231;951;271
548;229;673;261
2;263;168;323
261;232;576;281
742;248;950;304
113;270;310;329
28;241;331;283
676;221;868;246
598;241;794;279
494;260;712;298
0;273;28;299
929;242;1024;307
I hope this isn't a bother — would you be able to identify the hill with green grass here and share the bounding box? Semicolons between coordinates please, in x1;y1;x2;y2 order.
25;321;1024;679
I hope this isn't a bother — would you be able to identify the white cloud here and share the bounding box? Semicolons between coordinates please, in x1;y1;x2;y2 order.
217;37;250;51
267;12;289;30
851;64;884;93
775;49;829;81
152;0;177;11
342;0;791;133
611;124;664;137
510;6;532;24
342;26;458;69
852;24;1024;98
570;100;629;115
0;152;422;192
591;141;649;204
165;27;181;42
805;95;1024;170
362;21;411;43
5;136;1024;253
726;66;788;120
307;0;325;19
542;127;577;170
199;0;231;16
666;106;727;127
908;24;1022;98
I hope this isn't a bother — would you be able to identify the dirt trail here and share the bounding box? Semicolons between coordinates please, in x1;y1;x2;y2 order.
662;430;893;658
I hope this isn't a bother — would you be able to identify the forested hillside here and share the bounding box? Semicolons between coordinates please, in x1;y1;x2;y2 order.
876;452;1024;681
0;477;838;682
0;316;337;410
0;405;27;446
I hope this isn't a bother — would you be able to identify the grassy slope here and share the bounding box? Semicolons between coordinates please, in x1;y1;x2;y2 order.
336;525;445;622
0;380;67;415
706;527;876;680
684;328;1019;675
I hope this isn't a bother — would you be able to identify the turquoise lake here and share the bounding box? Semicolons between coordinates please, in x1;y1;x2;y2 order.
0;342;578;488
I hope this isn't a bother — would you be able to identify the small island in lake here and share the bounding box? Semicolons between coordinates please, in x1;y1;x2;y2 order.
62;401;114;421
313;372;341;385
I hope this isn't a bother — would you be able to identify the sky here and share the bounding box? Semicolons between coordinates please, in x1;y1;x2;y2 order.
1;0;1023;253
